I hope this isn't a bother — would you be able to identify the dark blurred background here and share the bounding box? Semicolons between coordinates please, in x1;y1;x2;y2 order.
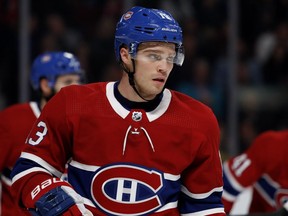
1;0;288;158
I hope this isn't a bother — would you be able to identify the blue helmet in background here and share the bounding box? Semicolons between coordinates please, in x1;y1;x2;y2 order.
30;51;84;90
114;6;184;66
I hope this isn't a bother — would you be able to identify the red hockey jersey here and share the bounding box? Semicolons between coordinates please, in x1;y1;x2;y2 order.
11;82;225;215
222;130;288;213
0;102;40;215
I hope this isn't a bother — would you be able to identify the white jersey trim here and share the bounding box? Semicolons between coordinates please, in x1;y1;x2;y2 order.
82;198;178;213
106;82;130;119
83;197;96;208
106;82;172;122
163;173;180;181
155;201;178;212
284;201;288;211
254;174;279;207
69;160;100;172
12;167;52;184
223;162;245;191
254;182;275;207
181;207;225;216
29;101;41;118
69;159;180;181
181;185;223;199
20;152;62;177
1;175;12;186
222;190;237;202
146;89;171;122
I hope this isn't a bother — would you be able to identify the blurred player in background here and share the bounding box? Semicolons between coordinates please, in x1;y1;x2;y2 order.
0;51;84;215
11;6;225;215
222;130;288;215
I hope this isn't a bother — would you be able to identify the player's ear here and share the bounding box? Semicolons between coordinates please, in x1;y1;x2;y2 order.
39;78;52;96
119;47;131;64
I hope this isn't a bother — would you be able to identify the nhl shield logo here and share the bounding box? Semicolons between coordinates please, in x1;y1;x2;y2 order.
132;111;142;121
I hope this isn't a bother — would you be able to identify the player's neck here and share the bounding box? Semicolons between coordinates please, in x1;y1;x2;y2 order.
118;78;147;102
114;81;162;111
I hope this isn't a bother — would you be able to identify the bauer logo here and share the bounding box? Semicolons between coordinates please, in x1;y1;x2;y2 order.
91;164;164;215
161;27;177;32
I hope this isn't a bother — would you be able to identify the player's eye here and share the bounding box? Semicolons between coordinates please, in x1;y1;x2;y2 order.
63;79;80;85
166;56;175;64
147;54;162;61
64;80;74;85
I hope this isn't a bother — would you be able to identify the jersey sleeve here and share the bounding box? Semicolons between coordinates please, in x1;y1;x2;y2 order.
11;89;73;208
179;108;226;215
222;131;277;212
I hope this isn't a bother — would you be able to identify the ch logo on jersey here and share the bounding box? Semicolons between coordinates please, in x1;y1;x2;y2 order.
132;111;142;122
91;164;164;215
275;188;288;208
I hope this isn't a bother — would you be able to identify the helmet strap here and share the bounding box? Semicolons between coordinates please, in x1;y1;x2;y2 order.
121;59;153;102
128;60;135;86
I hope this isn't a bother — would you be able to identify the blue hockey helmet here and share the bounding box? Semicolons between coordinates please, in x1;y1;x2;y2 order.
114;6;184;66
30;51;84;90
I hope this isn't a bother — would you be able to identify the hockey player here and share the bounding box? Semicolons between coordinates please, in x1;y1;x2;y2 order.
222;130;288;214
0;51;84;215
11;6;226;215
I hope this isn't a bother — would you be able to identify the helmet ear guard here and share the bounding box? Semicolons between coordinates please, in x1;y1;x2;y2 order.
175;45;185;66
114;6;185;66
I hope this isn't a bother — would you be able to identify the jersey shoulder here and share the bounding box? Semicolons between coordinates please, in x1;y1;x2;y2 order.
170;90;214;114
169;90;219;137
250;129;288;153
0;102;36;123
170;90;217;123
1;102;31;114
50;82;111;116
60;82;108;100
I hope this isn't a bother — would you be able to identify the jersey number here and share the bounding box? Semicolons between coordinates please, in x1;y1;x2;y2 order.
157;11;172;20
231;154;251;177
28;121;48;145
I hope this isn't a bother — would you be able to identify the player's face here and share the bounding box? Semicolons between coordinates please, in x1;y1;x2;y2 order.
54;74;82;93
133;42;175;99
